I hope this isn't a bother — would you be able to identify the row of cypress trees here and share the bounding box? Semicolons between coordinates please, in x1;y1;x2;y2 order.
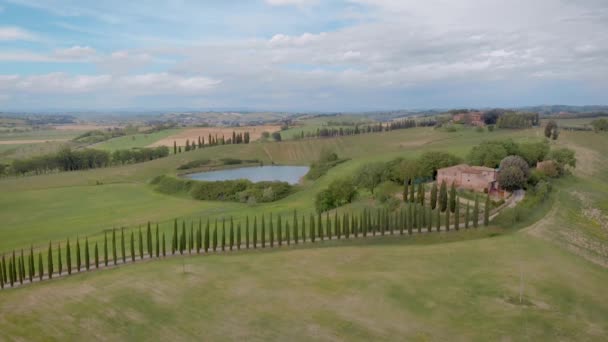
0;201;492;289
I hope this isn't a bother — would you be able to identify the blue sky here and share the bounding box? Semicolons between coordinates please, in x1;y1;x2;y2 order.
0;0;607;111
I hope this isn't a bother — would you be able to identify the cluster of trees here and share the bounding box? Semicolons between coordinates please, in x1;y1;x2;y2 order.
294;119;436;140
10;146;169;175
591;118;608;132
306;150;348;180
72;128;127;144
496;112;540;129
173;131;252;154
468;139;548;168
0;205;493;289
152;175;292;204
354;151;462;195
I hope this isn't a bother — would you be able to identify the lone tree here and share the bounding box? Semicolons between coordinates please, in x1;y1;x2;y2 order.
497;166;526;191
544;120;558;139
439;180;448;212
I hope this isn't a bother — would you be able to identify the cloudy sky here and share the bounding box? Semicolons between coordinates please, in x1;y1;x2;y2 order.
0;0;607;111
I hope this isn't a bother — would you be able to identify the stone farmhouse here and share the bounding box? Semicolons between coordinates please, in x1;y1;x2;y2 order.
452;112;485;126
436;164;499;193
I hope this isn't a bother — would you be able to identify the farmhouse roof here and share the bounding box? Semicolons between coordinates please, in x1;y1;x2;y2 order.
439;164;496;174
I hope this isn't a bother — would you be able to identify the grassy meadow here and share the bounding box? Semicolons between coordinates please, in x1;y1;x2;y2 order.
0;123;607;340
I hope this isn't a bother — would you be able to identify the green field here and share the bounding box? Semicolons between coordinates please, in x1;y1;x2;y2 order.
0;125;607;340
94;128;184;151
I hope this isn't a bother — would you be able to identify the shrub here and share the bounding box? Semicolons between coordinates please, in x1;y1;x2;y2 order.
177;159;211;170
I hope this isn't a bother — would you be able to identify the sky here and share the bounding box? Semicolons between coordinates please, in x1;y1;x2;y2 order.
0;0;607;112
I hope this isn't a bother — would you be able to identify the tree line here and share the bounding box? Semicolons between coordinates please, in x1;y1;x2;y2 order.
173;131;251;154
0;204;493;289
9;146;169;176
293;119;436;140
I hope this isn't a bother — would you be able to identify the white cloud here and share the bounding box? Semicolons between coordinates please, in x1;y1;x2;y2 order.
53;45;96;60
0;26;36;41
0;72;220;96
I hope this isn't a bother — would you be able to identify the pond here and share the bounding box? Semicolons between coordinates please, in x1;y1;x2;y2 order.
184;165;310;185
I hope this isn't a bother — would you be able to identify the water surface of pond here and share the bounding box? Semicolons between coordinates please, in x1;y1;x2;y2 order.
185;165;309;185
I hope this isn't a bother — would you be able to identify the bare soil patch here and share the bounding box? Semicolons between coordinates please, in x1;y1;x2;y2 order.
148;125;281;147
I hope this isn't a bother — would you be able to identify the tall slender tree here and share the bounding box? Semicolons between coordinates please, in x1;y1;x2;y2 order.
435;206;441;232
403;180;408;202
439;180;448;212
29;246;34;282
38;253;43;281
430;182;438;210
156;224;160;257
245;216;250;249
47;242;53;279
484;195;490;226
317;213;323;240
445;205;450;231
189;222;194;254
301;215;306;242
285;221;290;245
229;217;234;250
162;232;166;257
112;228;117;265
418;183;425;206
473;196;479;228
180;221;186;254
449;183;456;213
212;220;218;251
66;239;72;275
310;214;316;243
269;213;274;247
56;244;62;276
253;216;258;249
76;237;81;272
121;227;126;263
139;227;145;259
147;222;153;257
455;198;460;230
221;218;226;251
130;231;136;262
172;219;178;255
95;242;99;269
237;222;242;250
85;238;90;271
204;219;210;252
465;202;470;229
277;214;282;246
104;232;108;266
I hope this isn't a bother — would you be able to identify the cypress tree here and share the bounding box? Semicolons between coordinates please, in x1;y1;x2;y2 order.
18;255;23;284
139;227;144;259
204;219;210;252
253;216;258;248
180;221;186;254
277;214;282;246
112;228;117;265
29;246;34;282
334;210;342;240
8;258;13;286
47;242;53;279
345;213;350;239
95;242;99;269
156;224;160;257
355;213;360;238
221;218;226;251
2;255;7;284
327;212;332;240
189;222;194;254
121;227;126;263
254;214;266;248
473;196;479;228
403;180;408;202
427;206;433;232
317;213;323;240
418;183;425;206
465;202;470;229
362;210;367;237
417;205;423;233
66;239;72;275
285;221;290;245
269;214;274;247
85;238;90;271
484;195;490;227
147;222;153;257
439;180;447;212
301;215;306;242
237;222;242;249
435;206;441;232
449;183;456;213
212;220;218;251
76;238;81;272
409;178;415;203
455;198;460;231
104;231;108;266
38;253;43;281
246;216;250;249
196;222;201;253
130;231;135;262
445;205;450;231
229;217;234;250
162;232;166;257
310;214;316;243
172;219;178;255
0;259;3;288
173;140;177;154
430;182;438;210
56;244;62;276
